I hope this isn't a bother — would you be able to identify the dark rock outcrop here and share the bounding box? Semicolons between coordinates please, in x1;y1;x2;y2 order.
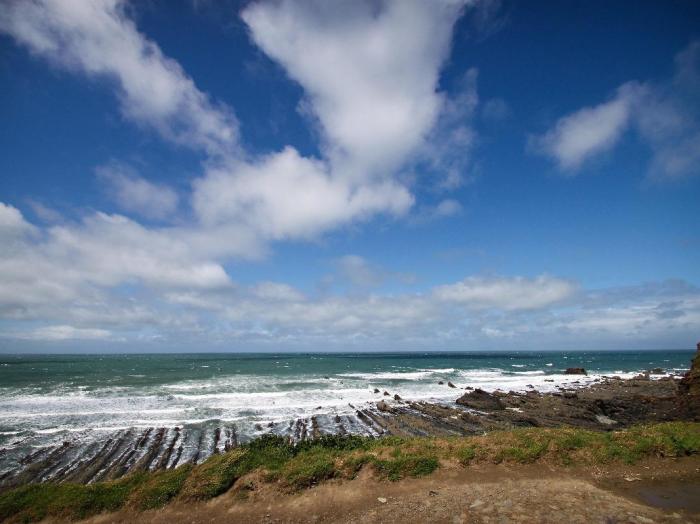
565;368;587;375
456;388;505;411
677;342;700;419
447;381;457;388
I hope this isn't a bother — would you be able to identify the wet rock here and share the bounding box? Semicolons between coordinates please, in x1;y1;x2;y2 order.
649;368;665;375
544;379;554;382
254;424;263;431
373;388;380;394
456;388;505;411
565;368;587;375
394;394;402;401
447;381;457;388
438;381;444;385
377;401;390;412
383;391;390;396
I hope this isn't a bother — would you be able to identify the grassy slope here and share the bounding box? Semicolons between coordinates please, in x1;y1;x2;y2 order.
1;422;699;523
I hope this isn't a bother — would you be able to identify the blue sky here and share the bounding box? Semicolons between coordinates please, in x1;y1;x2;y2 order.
0;0;699;352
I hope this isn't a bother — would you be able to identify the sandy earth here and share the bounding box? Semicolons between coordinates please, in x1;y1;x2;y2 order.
79;456;700;524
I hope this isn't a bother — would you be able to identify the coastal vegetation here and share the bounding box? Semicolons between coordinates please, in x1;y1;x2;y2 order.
1;422;698;523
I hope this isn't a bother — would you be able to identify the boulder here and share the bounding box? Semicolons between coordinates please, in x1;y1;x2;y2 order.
438;381;444;385
394;394;402;401
383;390;390;396
456;388;505;411
373;388;380;394
377;400;390;412
565;367;587;375
649;368;665;375
447;381;457;388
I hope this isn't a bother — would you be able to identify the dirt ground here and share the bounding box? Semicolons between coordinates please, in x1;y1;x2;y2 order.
81;456;700;524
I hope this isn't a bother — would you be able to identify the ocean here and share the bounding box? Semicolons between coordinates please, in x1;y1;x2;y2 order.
0;350;693;477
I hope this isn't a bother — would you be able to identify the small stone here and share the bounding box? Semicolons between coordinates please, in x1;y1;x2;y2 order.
429;490;438;496
377;497;387;504
470;499;484;508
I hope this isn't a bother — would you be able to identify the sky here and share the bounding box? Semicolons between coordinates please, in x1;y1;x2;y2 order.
0;0;699;353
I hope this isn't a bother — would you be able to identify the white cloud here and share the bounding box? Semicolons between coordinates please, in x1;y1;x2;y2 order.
188;0;478;243
531;84;640;172
10;325;112;341
96;163;179;220
0;202;36;239
0;0;238;155
241;0;472;179
252;282;304;302
192;147;413;240
532;41;700;179
433;275;576;310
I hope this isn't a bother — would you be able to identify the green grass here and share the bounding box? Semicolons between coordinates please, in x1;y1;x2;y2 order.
129;464;192;510
1;422;698;522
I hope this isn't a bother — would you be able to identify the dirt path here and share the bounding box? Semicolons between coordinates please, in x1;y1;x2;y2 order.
83;457;700;524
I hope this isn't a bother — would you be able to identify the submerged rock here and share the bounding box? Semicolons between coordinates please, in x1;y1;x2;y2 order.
456;388;505;411
447;381;457;388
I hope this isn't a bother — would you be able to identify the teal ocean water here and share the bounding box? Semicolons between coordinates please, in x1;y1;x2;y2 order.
0;350;693;452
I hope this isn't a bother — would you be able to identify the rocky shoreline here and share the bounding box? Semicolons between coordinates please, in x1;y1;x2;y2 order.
2;347;698;490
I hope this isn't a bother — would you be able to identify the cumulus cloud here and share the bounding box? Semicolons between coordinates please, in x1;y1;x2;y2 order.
96;163;179;220
532;41;700;179
242;0;473;179
0;0;238;154
192;147;413;240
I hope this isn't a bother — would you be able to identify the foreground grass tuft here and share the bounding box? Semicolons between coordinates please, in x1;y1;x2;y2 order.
1;422;698;522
